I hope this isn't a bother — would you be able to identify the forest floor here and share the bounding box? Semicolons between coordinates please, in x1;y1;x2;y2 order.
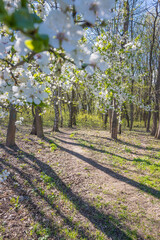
0;126;160;240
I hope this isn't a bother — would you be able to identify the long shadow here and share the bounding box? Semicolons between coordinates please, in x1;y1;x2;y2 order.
0;156;93;240
45;137;160;199
131;151;160;161
0;143;143;240
133;157;160;167
5;176;66;239
76;133;114;142
117;139;160;152
53;136;158;167
83;132;160;152
67;136;160;168
0;161;66;239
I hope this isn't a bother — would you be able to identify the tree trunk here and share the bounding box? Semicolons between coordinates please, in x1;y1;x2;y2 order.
111;99;118;139
58;87;63;128
72;89;77;126
82;92;87;111
104;112;108;129
146;111;151;132
109;109;112;133
129;0;135;131
155;119;160;139
146;4;158;132
68;103;73;128
143;111;147;128
123;104;130;127
6;105;17;147
53;89;59;132
155;55;160;139
35;106;44;138
68;89;77;127
30;105;37;135
151;107;158;136
30;116;37;135
130;102;134;131
118;114;122;134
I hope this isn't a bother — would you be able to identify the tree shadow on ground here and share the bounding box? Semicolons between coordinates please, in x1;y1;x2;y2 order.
117;139;160;152
47;137;160;199
53;136;160;169
0;155;94;240
0;143;144;240
84;132;160;152
0;161;67;240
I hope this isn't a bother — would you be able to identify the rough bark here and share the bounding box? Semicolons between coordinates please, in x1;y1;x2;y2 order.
130;94;134;131
109;109;112;133
123;104;130;128
151;56;160;136
30;116;37;135
68;89;77;128
104;112;108;130
53;89;59;132
155;56;160;139
30;105;37;135
146;111;151;132
155;120;160;139
146;3;158;132
72;89;77;126
151;105;158;136
58;87;63;128
6;105;17;147
129;0;135;131
68;103;73;128
118;114;122;135
111;99;118;139
82;92;87;111
35;106;44;138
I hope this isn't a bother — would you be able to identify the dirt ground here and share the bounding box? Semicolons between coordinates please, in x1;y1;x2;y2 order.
0;127;160;240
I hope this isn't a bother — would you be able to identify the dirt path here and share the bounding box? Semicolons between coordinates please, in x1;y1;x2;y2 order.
0;127;160;240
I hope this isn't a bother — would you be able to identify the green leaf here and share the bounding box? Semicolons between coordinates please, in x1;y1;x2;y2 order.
8;8;42;32
0;0;7;21
25;34;49;52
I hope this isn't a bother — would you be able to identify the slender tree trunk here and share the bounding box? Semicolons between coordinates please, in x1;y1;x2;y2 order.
104;112;108;130
123;104;130;127
140;110;143;122
6;105;17;147
109;109;112;133
68;89;77;127
72;89;77;126
53;89;59;132
82;92;87;111
72;106;77;125
111;99;118;139
144;111;147;128
155;56;160;139
146;111;151;132
58;87;63;128
35;106;44;138
130;0;135;131
146;4;158;132
30;105;37;135
68;103;73;128
130;97;134;131
118;0;129;135
118;114;122;134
